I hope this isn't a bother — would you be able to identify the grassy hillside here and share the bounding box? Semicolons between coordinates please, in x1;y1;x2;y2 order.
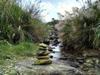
0;0;50;67
0;0;50;43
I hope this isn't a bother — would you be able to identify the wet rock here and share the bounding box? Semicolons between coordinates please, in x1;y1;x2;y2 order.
80;56;100;75
15;59;83;75
67;61;80;68
76;57;84;65
50;55;53;58
97;64;100;68
59;57;68;60
48;48;53;52
50;71;62;75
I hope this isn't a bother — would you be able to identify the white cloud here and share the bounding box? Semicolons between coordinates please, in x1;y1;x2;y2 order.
40;0;93;22
20;0;96;22
40;0;81;22
40;2;54;12
57;0;81;16
57;3;72;15
40;2;54;22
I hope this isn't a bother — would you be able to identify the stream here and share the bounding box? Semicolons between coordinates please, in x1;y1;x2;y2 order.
50;43;100;75
50;44;61;62
50;43;80;67
14;28;100;75
13;43;83;75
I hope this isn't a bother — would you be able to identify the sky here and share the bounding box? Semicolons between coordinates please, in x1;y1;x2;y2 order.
22;0;96;22
40;0;81;22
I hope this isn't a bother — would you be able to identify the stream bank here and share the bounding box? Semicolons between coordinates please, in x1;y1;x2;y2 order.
0;43;83;75
13;44;83;75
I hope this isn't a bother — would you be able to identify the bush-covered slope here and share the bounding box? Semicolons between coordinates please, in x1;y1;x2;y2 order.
62;0;100;52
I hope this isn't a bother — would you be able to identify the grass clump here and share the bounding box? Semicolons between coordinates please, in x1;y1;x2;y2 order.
0;40;39;65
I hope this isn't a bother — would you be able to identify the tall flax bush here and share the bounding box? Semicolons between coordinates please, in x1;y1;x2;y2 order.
0;0;31;41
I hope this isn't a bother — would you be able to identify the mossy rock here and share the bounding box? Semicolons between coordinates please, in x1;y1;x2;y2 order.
37;51;50;56
37;55;50;59
39;47;47;51
34;59;52;65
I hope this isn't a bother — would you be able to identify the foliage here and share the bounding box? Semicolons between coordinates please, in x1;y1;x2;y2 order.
0;0;49;43
62;0;100;51
31;19;51;42
47;19;59;26
0;40;39;65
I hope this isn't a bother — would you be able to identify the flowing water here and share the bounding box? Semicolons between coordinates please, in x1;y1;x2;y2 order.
50;43;100;75
50;44;61;62
49;44;73;65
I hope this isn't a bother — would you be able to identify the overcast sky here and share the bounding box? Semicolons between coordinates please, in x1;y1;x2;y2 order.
22;0;96;22
40;0;81;22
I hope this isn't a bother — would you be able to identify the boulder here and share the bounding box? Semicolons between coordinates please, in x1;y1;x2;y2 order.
15;59;83;75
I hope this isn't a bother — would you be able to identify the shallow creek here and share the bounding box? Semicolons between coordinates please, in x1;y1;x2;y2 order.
50;44;100;75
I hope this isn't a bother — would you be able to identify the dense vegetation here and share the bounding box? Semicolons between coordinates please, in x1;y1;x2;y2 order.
0;0;50;65
0;0;100;74
62;0;100;52
0;0;50;43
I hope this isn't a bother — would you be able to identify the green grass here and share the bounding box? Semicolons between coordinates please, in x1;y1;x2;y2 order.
0;40;39;65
